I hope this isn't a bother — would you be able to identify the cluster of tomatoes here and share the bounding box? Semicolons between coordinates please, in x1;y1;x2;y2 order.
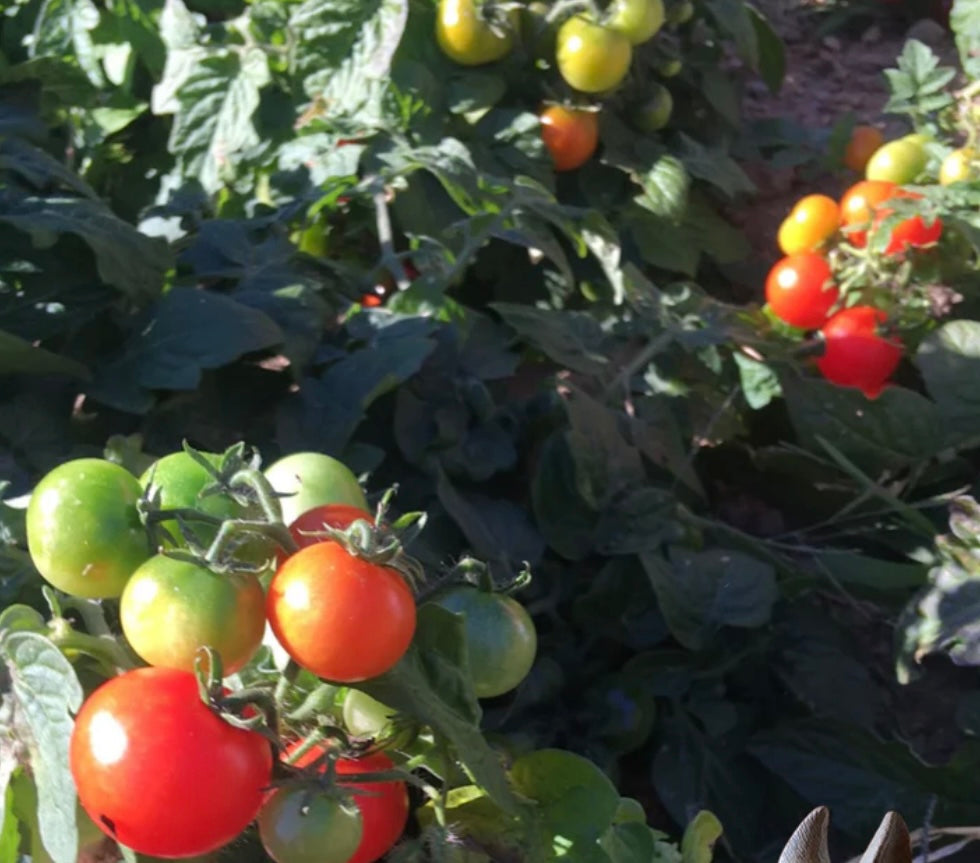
435;0;690;173
763;126;950;399
25;448;537;861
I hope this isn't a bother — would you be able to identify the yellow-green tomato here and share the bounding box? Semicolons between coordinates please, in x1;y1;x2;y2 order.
26;459;150;598
606;0;665;45
865;137;928;184
940;147;977;185
343;689;397;738
436;0;515;66
120;555;266;674
632;83;673;131
556;15;633;94
263;452;368;526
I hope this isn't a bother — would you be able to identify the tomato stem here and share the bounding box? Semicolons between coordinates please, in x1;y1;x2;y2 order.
285;682;340;721
48;623;138;676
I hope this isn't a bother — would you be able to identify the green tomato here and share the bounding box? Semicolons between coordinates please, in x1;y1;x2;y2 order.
264;452;368;526
436;0;516;66
656;57;682;77
940;147;976;185
865;138;927;184
430;587;537;698
120;554;266;674
27;459;150;598
632;84;673;131
556;15;633;94
607;0;665;45
343;689;397;738
258;788;363;863
666;0;694;25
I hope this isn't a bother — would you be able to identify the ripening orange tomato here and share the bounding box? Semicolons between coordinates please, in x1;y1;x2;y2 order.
777;194;840;255
540;105;600;171
843;125;884;173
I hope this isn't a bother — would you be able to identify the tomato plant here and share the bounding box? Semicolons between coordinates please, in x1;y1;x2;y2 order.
816;306;903;399
540;106;599;172
606;0;666;45
764;253;839;330
556;15;633;93
26;459;150;599
430;586;537;698
267;541;416;681
436;0;515;66
777;195;840;255
286;745;409;863
264;453;368;527
843;125;884;173
119;555;266;674
70;667;272;857
258;788;363;863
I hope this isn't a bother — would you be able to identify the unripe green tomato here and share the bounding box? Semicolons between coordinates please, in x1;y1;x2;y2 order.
633;84;673;131
436;0;516;66
666;0;694;25
606;0;666;45
263;452;367;526
556;15;633;93
940;147;977;185
258;788;363;863
656;57;682;77
865;138;928;183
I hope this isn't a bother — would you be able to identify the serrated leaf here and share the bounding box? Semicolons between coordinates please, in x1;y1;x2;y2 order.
733;353;779;409
0;329;89;379
2;631;83;863
916;320;980;445
677;135;755;198
634;156;689;220
952;0;980;78
491;303;608;375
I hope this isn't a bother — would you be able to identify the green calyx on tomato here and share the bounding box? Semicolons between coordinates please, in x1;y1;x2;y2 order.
429;585;537;698
606;0;666;45
865;137;928;184
120;554;266;675
556;15;633;94
436;0;516;66
258;788;363;863
631;83;673;132
27;459;150;599
264;452;368;527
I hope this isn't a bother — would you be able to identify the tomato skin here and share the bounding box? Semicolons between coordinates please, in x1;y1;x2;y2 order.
843;125;884;173
430;587;537;698
288;504;374;551
286;745;409;863
343;689;396;738
606;0;665;44
839;179;898;246
258;788;362;863
267;542;416;682
264;452;368;527
27;459;149;599
631;83;673;132
777;194;840;255
556;16;633;94
120;555;266;674
764;253;839;330
865;138;928;184
70;667;273;857
540;106;599;172
436;0;514;66
940;147;976;185
875;191;943;254
816;306;902;399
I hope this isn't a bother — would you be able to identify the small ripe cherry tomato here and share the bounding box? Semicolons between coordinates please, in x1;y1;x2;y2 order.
430;586;537;698
606;0;665;44
777;194;840;255
286;744;409;863
264;452;368;527
540;105;599;172
940;147;977;185
816;306;902;399
764;253;839;330
120;555;266;675
436;0;515;66
27;459;150;599
556;15;633;94
258;788;362;863
267;541;416;682
70;667;273;857
839;179;898;246
288;504;374;551
843;125;884;173
860;189;943;255
865;137;928;184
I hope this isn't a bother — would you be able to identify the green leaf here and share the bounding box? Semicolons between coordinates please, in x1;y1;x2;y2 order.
733;353;780;409
601;821;661;863
634;156;689;220
0;778;16;863
0;137;99;200
681;811;723;863
0;329;89;379
641;547;777;650
952;0;980;79
88;287;284;413
746;5;785;94
359;605;523;816
916;320;980;446
532;431;600;561
29;0;105;88
2;631;83;863
491;303;609;375
151;0;207;114
676;135;755;198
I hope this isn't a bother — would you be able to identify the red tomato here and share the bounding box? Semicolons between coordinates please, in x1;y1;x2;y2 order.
360;293;383;307
816;306;902;399
286;744;409;863
764;253;839;329
843;125;884;173
540;105;600;172
70;668;272;858
288;504;374;550
869;189;943;255
267;542;416;682
839;179;898;246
